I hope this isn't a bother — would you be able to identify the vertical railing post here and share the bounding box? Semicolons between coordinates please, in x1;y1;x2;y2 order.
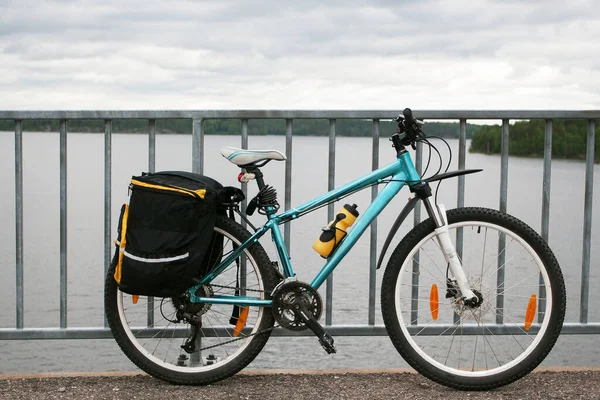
414;141;423;225
411;141;423;325
240;119;249;226
104;120;112;278
284;119;293;251
496;119;509;324
580;119;595;324
149;119;156;173
453;119;468;325
539;120;552;322
15;120;24;329
191;117;205;366
541;120;553;241
456;119;467;252
59;119;68;329
368;119;379;325
240;120;248;293
325;119;336;326
103;120;112;328
499;120;510;214
147;119;156;328
237;117;249;302
192;118;204;175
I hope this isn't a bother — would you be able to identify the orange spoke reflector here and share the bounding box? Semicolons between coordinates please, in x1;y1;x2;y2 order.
233;306;250;337
524;294;537;330
132;295;139;304
430;284;439;320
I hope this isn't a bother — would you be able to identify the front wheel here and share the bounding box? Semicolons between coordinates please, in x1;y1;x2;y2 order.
105;214;279;385
381;207;566;390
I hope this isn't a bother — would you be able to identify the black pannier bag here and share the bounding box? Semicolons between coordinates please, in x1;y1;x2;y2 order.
113;171;224;297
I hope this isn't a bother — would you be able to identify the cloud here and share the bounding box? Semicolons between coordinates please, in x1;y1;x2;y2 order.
0;0;599;110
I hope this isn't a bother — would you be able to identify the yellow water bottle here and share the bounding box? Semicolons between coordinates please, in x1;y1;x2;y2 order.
312;204;359;258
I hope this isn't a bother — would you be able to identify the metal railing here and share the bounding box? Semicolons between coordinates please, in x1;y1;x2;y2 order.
0;110;598;340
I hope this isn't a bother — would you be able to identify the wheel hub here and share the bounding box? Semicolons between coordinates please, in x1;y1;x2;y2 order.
464;289;484;308
451;277;494;319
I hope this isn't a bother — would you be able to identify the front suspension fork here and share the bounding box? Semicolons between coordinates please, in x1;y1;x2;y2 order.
422;197;477;302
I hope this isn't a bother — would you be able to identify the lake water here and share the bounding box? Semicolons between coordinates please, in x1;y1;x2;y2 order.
0;132;599;373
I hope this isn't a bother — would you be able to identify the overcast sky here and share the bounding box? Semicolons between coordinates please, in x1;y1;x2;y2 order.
1;0;599;110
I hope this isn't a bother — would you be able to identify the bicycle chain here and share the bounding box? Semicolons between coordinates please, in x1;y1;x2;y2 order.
199;324;278;351
209;284;265;293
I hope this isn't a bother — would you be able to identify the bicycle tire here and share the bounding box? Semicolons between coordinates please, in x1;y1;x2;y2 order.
105;214;279;385
381;207;566;390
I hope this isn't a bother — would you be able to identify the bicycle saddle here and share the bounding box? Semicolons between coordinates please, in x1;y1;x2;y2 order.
220;146;287;166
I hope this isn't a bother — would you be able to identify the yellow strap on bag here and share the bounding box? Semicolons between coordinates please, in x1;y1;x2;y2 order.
113;204;129;284
130;179;206;199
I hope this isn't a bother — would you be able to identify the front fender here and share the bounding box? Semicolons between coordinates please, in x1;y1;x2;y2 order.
376;196;420;270
376;168;482;270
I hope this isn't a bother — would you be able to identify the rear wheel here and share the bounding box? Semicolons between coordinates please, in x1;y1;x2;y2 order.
105;214;279;384
381;207;566;390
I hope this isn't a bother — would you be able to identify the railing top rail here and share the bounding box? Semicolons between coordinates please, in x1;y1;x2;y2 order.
0;110;599;120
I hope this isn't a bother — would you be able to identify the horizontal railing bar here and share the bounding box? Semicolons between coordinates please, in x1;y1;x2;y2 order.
1;323;598;340
1;110;600;120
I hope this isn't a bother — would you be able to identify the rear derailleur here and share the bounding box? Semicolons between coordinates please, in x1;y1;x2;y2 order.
171;286;213;354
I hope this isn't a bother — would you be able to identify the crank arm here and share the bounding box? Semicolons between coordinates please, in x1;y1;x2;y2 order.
292;303;336;354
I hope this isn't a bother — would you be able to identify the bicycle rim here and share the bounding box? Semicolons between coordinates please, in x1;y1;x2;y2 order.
115;226;268;373
395;220;553;377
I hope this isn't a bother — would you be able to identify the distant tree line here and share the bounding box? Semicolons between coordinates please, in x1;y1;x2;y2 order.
469;120;599;162
5;118;592;160
0;119;479;138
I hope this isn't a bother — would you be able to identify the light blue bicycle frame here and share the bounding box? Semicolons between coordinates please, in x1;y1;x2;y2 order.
188;151;421;307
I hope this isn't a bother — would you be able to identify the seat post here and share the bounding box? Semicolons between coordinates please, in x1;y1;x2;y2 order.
243;165;279;217
245;166;266;190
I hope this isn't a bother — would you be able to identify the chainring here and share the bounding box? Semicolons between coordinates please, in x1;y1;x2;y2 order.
272;281;322;331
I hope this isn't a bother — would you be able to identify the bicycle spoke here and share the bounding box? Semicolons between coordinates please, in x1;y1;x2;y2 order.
420;241;455;282
427;320;462;359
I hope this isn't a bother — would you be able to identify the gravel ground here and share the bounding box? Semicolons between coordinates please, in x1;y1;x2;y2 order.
2;370;600;400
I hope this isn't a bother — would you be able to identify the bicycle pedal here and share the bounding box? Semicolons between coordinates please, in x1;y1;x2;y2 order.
319;332;336;354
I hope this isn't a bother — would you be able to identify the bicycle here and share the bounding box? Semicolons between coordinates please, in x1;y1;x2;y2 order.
104;108;566;390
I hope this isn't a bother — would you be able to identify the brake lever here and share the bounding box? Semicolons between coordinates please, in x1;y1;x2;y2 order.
393;114;405;123
392;114;406;134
